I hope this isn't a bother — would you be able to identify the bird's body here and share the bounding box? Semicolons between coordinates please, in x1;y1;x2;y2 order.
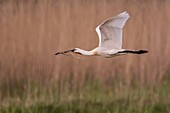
81;47;120;58
55;11;148;58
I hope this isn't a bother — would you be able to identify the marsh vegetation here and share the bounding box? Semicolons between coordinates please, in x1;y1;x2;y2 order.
0;0;170;113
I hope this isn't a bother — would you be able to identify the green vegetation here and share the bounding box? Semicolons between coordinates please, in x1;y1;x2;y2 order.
0;74;170;113
0;0;170;113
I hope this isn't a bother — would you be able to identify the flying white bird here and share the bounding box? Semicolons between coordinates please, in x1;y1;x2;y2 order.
55;11;148;58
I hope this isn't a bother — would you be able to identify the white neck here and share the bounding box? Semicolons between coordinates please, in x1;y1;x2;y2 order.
79;49;94;56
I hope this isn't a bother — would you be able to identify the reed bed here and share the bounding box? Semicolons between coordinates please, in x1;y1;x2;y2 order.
0;0;170;112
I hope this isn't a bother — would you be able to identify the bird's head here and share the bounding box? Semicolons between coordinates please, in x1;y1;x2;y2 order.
73;48;82;55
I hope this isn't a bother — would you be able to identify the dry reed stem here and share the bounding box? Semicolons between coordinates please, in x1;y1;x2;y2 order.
0;0;170;87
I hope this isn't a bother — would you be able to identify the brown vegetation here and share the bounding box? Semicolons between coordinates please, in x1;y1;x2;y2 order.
0;0;170;89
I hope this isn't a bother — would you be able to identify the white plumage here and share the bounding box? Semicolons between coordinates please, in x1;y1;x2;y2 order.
96;11;129;49
55;11;148;58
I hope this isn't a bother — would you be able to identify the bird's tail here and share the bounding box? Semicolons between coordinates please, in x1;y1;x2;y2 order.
118;50;148;54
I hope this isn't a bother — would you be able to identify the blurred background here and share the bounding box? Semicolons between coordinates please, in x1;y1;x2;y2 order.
0;0;170;113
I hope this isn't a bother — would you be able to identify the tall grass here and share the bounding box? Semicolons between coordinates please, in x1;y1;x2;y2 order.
1;0;170;84
0;0;170;112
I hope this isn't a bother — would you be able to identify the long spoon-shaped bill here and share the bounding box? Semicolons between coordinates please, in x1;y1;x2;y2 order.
55;49;75;55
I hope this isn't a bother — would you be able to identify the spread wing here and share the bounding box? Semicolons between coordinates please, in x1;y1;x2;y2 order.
95;11;130;50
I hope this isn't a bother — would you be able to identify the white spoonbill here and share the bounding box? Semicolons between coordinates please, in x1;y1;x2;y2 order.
55;11;148;58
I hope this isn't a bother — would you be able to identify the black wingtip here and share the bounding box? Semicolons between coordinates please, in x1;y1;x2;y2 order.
138;50;148;54
118;50;148;54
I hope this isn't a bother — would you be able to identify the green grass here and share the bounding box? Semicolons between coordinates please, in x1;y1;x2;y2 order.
1;100;170;113
0;74;170;113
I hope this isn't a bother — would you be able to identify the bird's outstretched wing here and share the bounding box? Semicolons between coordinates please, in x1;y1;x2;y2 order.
96;11;130;50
